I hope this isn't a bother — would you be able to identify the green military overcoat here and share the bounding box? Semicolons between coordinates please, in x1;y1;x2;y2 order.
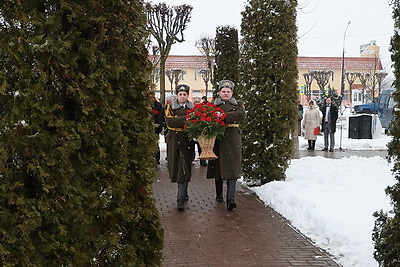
206;97;245;180
165;100;195;183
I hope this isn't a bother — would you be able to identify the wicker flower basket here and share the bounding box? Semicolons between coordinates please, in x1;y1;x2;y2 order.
197;135;218;160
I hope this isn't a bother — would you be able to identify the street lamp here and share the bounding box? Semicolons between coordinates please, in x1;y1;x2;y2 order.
340;21;351;97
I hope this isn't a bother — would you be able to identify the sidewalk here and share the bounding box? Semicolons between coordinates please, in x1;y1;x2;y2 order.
153;155;340;266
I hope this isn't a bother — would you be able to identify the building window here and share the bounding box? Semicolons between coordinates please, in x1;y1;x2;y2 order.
342;91;348;100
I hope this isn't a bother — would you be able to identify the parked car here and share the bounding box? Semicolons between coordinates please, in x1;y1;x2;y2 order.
352;88;396;132
353;102;379;114
378;88;396;129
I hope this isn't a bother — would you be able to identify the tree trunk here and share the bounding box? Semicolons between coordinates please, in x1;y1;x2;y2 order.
159;55;166;105
292;122;300;159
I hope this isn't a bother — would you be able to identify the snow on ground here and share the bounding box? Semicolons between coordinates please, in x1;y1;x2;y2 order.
248;128;395;267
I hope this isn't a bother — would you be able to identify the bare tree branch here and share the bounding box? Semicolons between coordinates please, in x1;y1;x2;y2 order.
145;2;192;104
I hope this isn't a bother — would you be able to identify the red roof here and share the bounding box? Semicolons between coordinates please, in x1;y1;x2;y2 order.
297;56;382;71
148;55;383;71
149;55;209;69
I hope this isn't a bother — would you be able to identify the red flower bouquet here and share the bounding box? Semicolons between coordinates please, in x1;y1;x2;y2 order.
184;102;226;160
184;102;226;140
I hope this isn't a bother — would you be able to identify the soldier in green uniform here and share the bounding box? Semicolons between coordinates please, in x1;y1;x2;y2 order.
165;84;195;211
207;80;246;210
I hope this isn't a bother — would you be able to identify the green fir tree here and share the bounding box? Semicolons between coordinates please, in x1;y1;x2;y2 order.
316;85;342;108
373;1;400;265
213;25;239;97
0;1;163;265
238;0;298;185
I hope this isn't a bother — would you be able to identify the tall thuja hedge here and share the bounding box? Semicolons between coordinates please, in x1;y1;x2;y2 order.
0;1;163;266
238;0;298;185
372;1;400;265
213;25;239;96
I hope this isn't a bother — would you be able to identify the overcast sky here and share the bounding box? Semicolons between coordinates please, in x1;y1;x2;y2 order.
150;0;393;72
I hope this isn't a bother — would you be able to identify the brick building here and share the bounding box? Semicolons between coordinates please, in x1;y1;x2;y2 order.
151;47;384;106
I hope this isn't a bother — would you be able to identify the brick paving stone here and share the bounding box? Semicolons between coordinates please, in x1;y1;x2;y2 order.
153;156;341;267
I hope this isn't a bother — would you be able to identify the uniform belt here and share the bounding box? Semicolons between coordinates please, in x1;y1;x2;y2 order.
225;123;240;128
167;126;185;132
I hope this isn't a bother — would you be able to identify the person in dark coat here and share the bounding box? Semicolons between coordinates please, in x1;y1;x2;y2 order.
151;91;165;164
206;80;246;210
321;97;338;152
298;101;304;136
165;84;195;211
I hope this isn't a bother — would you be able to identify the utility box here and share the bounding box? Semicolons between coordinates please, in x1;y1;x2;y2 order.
348;115;372;139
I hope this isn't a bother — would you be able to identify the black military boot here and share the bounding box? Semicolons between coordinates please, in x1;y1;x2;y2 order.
177;182;188;211
215;179;224;202
226;180;237;210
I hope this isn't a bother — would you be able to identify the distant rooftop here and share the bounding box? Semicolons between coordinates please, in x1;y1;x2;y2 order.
149;55;383;71
297;56;382;71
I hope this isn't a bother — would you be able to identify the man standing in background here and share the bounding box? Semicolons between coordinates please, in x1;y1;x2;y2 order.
321;97;338;152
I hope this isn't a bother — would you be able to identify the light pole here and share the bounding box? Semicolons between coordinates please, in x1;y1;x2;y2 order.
339;21;350;151
340;21;351;97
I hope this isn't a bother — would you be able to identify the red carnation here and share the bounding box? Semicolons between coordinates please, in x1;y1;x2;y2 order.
183;102;227;140
152;109;159;114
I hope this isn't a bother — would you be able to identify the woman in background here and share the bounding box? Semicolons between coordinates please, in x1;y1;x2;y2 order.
302;100;321;151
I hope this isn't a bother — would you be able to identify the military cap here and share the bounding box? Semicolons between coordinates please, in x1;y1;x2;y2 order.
175;84;190;94
218;80;235;90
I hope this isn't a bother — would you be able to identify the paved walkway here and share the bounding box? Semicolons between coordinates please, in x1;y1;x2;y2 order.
153;151;346;266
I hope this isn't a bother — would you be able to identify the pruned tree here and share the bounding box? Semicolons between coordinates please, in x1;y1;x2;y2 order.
146;2;192;104
357;72;371;104
214;26;239;97
151;45;161;89
373;1;400;265
0;1;163;265
199;68;211;96
166;68;185;95
239;0;298;185
195;35;215;93
346;72;358;108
